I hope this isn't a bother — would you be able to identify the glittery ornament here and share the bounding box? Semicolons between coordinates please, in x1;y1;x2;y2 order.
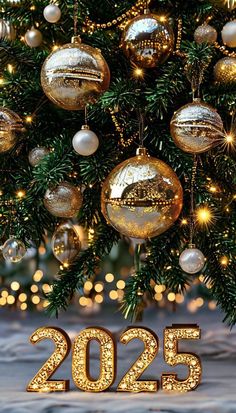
51;222;81;265
221;20;236;48
214;57;236;84
170;99;224;154
0;107;24;154
179;246;205;274
1;237;26;263
0;19;16;41
44;182;83;218
28;147;50;167
194;24;217;45
101;147;183;239
121;9;174;68
41;36;110;110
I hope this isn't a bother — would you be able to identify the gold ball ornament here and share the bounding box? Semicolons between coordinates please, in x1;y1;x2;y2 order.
101;147;183;239
51;222;81;265
0;19;16;41
0;107;24;154
194;24;217;45
121;9;174;68
44;182;83;218
170;99;224;154
28;147;50;167
25;27;43;48
214;57;236;84
41;36;110;110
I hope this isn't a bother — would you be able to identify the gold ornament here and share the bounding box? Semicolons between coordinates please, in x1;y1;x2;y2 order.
194;24;217;45
170;99;224;154
101;147;183;239
0;19;16;41
214;56;236;84
121;9;174;68
0;107;24;154
28;146;50;167
51;222;81;265
44;182;83;218
210;0;236;10
41;36;110;110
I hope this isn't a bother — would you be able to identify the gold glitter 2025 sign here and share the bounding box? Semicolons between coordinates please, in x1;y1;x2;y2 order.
26;324;202;393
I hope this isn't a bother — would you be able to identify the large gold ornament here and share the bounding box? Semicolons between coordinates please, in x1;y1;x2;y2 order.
101;147;183;239
121;9;174;68
0;19;16;41
214;57;236;84
51;222;81;265
0;107;24;154
41;36;110;110
170;100;224;154
44;182;83;218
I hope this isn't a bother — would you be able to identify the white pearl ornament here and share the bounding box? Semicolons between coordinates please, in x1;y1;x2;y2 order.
25;27;43;48
72;125;99;156
221;20;236;48
179;246;205;274
43;4;61;23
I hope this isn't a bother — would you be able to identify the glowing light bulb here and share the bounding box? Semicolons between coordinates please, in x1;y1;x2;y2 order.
196;206;214;226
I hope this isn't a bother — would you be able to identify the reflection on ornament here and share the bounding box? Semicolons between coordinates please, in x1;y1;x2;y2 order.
72;125;99;156
221;20;236;48
101;147;183;239
214;57;236;84
211;0;236;10
1;237;26;263
0;107;24;154
121;9;174;68
179;246;205;274
28;147;50;166
44;182;83;218
194;24;217;45
170;99;224;154
25;27;43;48
52;222;81;265
41;36;110;110
43;4;61;23
0;19;16;41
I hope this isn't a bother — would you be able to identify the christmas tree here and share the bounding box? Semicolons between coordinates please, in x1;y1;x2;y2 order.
0;0;236;325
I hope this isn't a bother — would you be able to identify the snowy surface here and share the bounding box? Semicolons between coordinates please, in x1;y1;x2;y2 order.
0;306;235;413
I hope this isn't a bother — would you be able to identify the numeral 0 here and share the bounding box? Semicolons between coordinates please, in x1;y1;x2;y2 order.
27;324;202;393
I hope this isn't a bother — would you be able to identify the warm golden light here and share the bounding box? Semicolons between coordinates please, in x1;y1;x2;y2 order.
84;280;93;292
196;206;214;226
94;283;104;293
19;293;27;302
220;256;229;266
7;64;14;73
105;273;114;283
95;294;103;304
1;290;9;298
79;296;87;307
0;297;7;306
116;280;126;289
11;281;20;291
181;218;188;225
31;295;40;305
133;67;144;78
52;44;59;51
31;284;39;293
154;292;163;301
42;284;52;294
25;115;33;123
20;302;27;311
0;78;5;85
167;292;175;302
16;190;26;198
33;270;43;282
7;295;15;305
109;290;118;300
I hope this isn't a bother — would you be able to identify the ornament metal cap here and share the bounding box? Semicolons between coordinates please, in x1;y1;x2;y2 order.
188;243;196;249
136;146;148;156
71;35;81;44
81;124;90;130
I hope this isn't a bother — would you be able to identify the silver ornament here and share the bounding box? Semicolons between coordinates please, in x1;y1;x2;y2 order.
25;27;43;48
72;125;99;156
194;24;217;45
28;147;50;167
1;237;26;263
43;4;61;23
0;19;16;41
179;246;205;274
221;20;236;48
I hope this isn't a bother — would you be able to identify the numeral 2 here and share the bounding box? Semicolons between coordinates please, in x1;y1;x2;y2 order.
117;327;158;393
27;327;71;392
